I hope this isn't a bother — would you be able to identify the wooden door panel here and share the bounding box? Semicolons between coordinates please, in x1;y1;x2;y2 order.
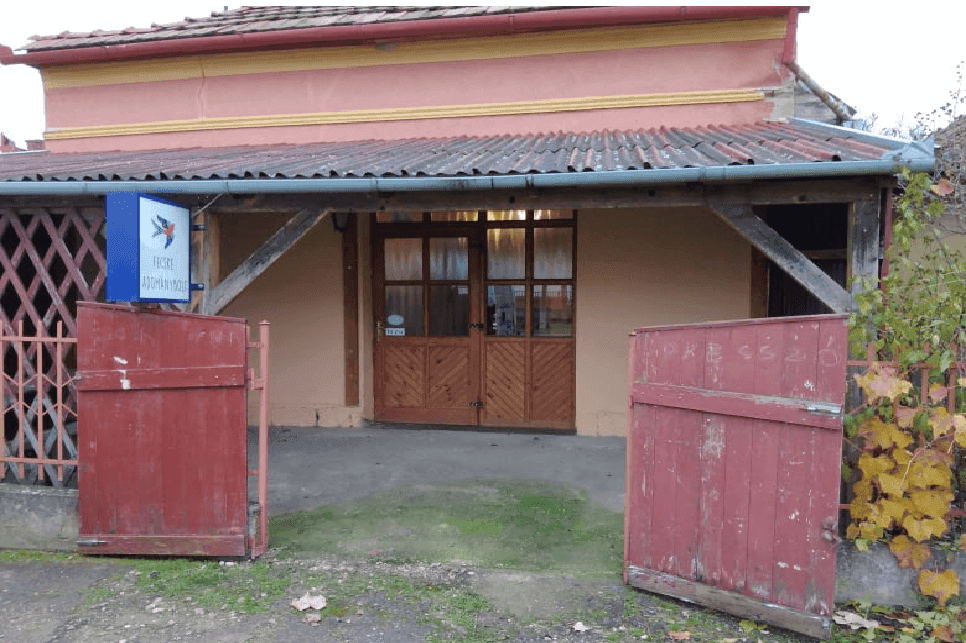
382;344;426;408
428;345;472;407
484;341;526;420
530;342;574;422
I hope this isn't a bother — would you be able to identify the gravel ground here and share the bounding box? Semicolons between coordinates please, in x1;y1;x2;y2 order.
0;553;809;643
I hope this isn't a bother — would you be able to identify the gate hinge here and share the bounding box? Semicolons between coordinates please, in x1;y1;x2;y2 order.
77;538;107;547
802;402;842;418
470;400;484;408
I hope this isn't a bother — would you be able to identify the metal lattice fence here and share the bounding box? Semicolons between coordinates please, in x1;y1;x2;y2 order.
0;206;106;486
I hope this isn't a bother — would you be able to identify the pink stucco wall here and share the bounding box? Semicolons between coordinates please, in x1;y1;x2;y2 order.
45;38;785;152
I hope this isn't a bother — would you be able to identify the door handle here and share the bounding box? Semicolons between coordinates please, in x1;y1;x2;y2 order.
375;320;384;340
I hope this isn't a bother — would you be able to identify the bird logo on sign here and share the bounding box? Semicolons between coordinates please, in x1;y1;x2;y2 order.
151;215;175;249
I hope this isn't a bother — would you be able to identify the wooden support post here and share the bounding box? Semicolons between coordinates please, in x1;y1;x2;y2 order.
711;203;853;314
848;196;881;297
204;209;329;315
342;214;360;406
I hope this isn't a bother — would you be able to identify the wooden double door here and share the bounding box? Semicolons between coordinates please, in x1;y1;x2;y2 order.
373;212;576;429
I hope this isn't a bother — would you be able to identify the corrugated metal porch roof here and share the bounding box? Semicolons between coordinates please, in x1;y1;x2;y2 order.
0;121;928;186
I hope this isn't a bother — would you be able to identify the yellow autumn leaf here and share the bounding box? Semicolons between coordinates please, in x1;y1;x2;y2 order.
855;367;913;402
857;418;912;450
954;415;966;448
896;407;918;429
879;499;908;526
892;448;913;466
903;515;947;541
853;478;873;501
929;383;949;404
857;453;895;478
846;523;860;539
889;535;932;569
907;461;952;489
931;624;956;642
919;569;960;605
878;473;905;497
850;498;873;520
910;490;952;519
931;407;954;438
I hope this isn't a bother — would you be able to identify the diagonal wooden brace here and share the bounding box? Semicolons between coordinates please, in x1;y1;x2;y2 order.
204;208;329;315
710;203;853;313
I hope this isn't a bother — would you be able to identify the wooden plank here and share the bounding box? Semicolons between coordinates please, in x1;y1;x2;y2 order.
78;534;247;557
342;213;360;406
848;197;880;295
204;208;329;315
719;415;752;593
627;565;831;639
77;365;246;391
746;419;781;603
631;382;842;429
696;413;726;586
650;405;680;575
710;204;853;313
672;406;702;581
772;424;814;610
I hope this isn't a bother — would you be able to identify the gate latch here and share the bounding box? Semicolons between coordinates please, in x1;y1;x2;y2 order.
469;400;484;408
469;323;485;330
802;402;842;418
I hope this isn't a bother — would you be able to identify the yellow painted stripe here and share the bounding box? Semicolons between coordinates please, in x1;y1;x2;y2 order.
42;17;787;90
45;89;764;140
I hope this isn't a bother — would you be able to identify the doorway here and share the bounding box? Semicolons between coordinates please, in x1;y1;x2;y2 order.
372;210;576;429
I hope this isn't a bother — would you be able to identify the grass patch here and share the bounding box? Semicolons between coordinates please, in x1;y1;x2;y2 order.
0;550;76;562
133;559;293;613
269;479;622;578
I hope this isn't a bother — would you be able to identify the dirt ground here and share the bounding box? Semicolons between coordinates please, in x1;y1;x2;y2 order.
0;553;810;643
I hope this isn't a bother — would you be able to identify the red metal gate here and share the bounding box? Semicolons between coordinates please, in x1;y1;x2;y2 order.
76;302;266;557
625;315;847;638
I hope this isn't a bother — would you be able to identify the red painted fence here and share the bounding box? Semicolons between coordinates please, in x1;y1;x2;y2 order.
625;315;848;639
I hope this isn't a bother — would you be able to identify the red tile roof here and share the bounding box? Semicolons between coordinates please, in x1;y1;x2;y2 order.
22;6;558;52
0;121;919;185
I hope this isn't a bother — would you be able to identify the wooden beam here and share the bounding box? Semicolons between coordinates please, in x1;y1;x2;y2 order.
710;203;853;313
178;178;883;214
204;208;329;315
342;214;360;406
627;565;830;639
848;197;881;295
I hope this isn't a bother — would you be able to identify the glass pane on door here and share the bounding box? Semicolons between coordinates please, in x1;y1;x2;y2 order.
385;238;422;280
385;285;423;336
430;285;469;336
534;228;573;279
487;285;525;336
430;237;469;281
487;229;525;279
532;284;573;337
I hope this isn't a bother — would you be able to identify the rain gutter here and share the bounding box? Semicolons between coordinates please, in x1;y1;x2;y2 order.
0;6;804;67
0;158;935;197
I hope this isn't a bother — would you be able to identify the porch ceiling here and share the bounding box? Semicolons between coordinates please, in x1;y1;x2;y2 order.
0;120;933;188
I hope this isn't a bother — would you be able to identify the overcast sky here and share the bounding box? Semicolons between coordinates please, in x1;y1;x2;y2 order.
1;2;963;146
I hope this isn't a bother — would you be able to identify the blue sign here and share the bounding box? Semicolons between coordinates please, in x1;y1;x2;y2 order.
106;193;192;303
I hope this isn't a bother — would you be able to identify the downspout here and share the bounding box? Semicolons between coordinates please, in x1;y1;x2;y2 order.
0;158;935;197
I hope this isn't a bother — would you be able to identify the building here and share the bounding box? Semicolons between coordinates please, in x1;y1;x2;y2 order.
0;6;934;437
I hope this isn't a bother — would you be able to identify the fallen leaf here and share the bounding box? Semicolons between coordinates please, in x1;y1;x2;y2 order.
931;178;955;197
573;621;591;632
668;630;691;640
291;592;327;611
833;611;880;630
932;624;956;642
919;569;961;605
302;613;322;626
